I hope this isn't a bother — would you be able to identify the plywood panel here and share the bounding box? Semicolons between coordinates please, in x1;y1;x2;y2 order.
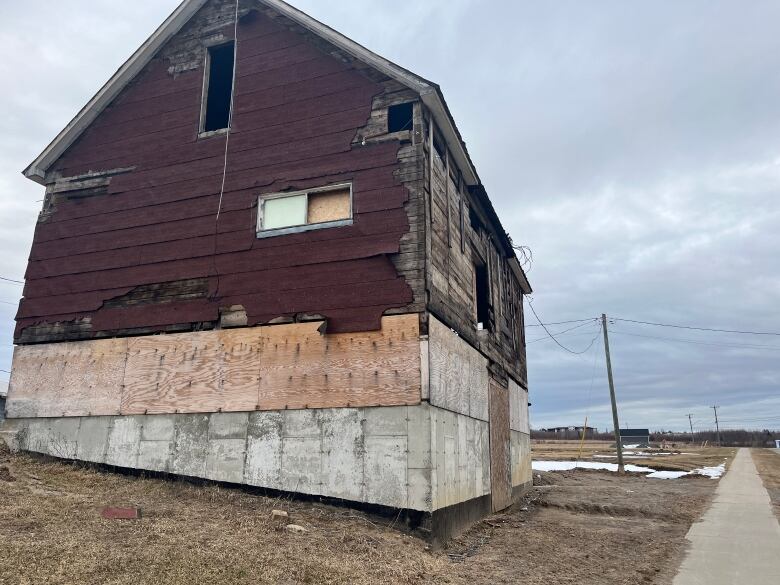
428;314;489;421
7;338;127;418
488;380;512;512
509;378;529;433
116;314;421;414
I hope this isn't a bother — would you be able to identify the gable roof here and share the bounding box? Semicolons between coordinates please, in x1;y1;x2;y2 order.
23;0;530;290
23;0;475;187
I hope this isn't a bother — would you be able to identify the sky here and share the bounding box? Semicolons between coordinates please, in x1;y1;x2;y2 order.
1;1;779;432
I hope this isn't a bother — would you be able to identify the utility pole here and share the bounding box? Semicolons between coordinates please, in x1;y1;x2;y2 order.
711;406;721;446
687;414;695;444
602;314;624;473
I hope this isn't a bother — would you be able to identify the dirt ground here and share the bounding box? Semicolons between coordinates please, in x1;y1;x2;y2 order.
0;444;722;585
751;448;780;519
533;440;736;472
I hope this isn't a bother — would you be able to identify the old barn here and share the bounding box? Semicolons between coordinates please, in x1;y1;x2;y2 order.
3;0;531;540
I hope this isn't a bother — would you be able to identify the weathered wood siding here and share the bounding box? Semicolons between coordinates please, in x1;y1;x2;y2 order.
422;113;528;389
16;0;425;343
7;315;421;418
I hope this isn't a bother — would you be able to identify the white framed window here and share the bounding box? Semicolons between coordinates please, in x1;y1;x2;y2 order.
257;183;353;238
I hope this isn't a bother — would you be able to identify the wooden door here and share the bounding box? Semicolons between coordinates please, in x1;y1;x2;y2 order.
489;380;512;512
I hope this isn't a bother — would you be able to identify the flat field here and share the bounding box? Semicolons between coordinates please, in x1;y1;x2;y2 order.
0;443;730;585
532;439;736;472
751;448;780;519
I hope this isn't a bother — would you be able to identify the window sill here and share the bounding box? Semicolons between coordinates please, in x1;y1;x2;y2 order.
198;128;229;139
256;218;353;239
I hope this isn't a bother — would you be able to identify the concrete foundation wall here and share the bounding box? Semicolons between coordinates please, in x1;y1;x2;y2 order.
3;406;431;511
429;407;491;511
1;402;506;516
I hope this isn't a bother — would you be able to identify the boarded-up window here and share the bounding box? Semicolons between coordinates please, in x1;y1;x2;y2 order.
257;184;352;237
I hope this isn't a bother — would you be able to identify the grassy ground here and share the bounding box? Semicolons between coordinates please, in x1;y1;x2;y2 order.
532;440;736;472
0;444;447;585
0;442;731;585
751;448;780;520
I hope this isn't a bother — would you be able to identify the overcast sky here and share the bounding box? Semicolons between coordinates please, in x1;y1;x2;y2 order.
1;1;778;432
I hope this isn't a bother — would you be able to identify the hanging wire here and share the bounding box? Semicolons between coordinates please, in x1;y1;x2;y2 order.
525;297;601;355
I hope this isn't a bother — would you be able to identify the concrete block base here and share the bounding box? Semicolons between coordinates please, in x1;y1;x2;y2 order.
1;403;532;543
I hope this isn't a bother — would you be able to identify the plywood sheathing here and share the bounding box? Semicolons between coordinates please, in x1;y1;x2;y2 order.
6;315;421;419
427;314;489;422
488;380;512;512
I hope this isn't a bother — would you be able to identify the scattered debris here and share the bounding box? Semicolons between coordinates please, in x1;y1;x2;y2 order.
271;509;289;520
101;507;141;520
285;524;307;534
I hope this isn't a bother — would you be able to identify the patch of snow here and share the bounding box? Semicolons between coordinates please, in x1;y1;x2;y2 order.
533;461;727;480
532;461;655;474
593;452;691;459
646;470;689;479
693;464;726;479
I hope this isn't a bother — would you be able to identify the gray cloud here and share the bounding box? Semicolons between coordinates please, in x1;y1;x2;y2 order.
1;1;778;432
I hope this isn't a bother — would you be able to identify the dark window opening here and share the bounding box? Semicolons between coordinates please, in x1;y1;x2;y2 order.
388;102;414;133
459;199;466;252
433;133;446;161
203;42;235;133
475;262;491;331
469;205;483;232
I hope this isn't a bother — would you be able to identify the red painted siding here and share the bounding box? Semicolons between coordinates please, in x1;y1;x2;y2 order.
17;3;415;341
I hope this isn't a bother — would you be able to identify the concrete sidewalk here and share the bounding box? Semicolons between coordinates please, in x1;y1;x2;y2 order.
673;448;780;585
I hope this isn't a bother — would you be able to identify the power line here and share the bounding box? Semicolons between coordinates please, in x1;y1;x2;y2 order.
609;329;780;351
612;317;780;337
0;276;24;285
526;318;597;328
527;320;599;344
525;299;601;355
0;300;18;306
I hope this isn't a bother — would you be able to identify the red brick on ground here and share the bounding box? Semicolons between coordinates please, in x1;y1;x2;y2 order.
101;507;141;520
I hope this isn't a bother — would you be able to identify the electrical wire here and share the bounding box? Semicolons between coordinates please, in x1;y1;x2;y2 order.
526;317;598;328
0;276;23;285
526;319;599;344
525;298;601;355
211;0;241;298
512;245;533;273
609;329;780;351
612;317;780;337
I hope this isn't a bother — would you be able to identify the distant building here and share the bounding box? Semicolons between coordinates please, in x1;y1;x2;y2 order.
619;428;650;447
539;426;598;439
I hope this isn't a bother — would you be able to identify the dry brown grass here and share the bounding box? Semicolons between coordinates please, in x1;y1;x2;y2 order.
0;441;728;585
0;444;453;585
532;440;736;472
751;448;780;519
